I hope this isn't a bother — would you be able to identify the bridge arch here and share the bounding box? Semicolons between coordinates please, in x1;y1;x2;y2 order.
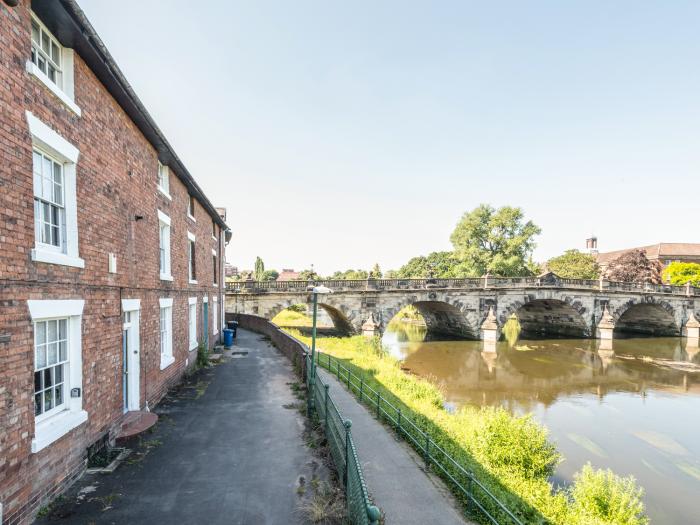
269;299;355;335
503;297;591;339
382;299;477;339
612;299;680;337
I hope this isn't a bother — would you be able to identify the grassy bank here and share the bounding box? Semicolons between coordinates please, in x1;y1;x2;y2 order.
286;330;647;525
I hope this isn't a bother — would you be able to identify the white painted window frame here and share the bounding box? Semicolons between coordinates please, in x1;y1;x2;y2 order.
188;297;198;350
27;13;80;116
27;112;84;269
159;298;174;370
188;231;197;284
187;195;196;222
212;296;219;335
157;162;171;199
28;299;87;453
212;248;218;287
158;210;172;281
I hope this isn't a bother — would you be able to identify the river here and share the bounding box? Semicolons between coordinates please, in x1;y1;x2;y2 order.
382;322;700;525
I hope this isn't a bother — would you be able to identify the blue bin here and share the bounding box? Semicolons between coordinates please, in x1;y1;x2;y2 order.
223;328;234;347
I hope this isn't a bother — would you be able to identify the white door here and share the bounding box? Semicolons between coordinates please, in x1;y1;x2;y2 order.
122;307;140;411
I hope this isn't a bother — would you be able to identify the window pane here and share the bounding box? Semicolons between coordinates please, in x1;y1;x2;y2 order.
35;371;42;392
51;42;60;64
53;182;63;206
48;64;56;83
36;321;46;345
36;345;47;369
55;364;63;384
47;343;57;366
55;385;63;406
38;54;46;73
41;32;50;54
59;319;67;339
44;388;53;411
59;341;67;362
48;319;57;342
35;393;42;416
44;368;53;387
32;21;40;43
54;161;63;183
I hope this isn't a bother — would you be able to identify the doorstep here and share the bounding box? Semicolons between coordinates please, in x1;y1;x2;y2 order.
116;410;158;445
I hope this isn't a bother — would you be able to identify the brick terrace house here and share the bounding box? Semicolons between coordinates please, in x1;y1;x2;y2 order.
0;1;231;523
595;243;700;272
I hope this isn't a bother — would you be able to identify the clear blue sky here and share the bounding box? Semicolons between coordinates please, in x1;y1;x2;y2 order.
80;0;700;275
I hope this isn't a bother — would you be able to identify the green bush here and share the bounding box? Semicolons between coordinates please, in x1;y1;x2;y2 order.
196;341;209;368
568;464;648;525
663;261;700;287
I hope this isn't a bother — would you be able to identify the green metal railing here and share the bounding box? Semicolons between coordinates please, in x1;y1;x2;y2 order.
306;354;381;525
315;351;526;525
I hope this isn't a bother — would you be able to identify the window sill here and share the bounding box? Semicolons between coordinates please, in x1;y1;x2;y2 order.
212;235;217;241
26;60;82;117
189;341;198;351
158;187;172;200
160;354;175;370
32;409;88;453
189;279;198;285
187;214;196;222
32;248;85;268
160;273;174;281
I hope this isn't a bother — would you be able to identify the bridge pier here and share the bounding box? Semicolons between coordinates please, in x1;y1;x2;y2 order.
361;312;382;338
684;312;700;347
597;306;616;340
480;307;500;345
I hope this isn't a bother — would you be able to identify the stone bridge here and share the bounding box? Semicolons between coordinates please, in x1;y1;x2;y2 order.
225;274;700;342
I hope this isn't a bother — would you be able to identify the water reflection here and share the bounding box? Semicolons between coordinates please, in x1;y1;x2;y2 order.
382;322;700;525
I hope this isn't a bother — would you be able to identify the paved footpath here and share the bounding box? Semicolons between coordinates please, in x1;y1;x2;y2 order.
317;368;475;525
37;329;325;525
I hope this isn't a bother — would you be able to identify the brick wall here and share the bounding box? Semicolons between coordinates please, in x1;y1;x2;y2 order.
0;2;225;523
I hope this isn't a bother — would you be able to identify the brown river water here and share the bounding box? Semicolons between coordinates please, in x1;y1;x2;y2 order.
382;323;700;525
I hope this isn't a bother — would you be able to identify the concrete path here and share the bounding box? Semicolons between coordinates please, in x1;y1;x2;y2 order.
317;368;474;525
37;329;325;525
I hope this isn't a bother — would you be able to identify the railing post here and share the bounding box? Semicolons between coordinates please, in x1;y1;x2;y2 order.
359;377;364;401
397;408;402;434
467;470;474;508
376;390;381;418
346;367;351;389
343;419;352;487
324;384;330;433
425;434;431;468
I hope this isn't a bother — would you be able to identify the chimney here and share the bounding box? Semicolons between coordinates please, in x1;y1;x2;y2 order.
586;236;598;254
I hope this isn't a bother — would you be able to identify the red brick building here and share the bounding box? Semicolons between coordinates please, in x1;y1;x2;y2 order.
0;1;230;523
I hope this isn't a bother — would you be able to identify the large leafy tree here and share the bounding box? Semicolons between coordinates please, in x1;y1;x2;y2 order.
254;256;265;281
663;262;700;287
547;250;600;279
449;204;541;276
261;269;279;281
604;250;662;284
394;251;462;278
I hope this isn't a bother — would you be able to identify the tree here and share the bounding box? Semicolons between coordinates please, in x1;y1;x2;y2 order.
254;256;265;281
547;250;600;279
449;204;541;276
298;268;320;280
604;250;662;284
663;262;700;287
261;269;279;281
394;251;462;278
370;263;383;278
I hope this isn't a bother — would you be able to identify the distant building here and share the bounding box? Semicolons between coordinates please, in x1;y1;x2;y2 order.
595;243;700;271
278;268;301;281
224;262;239;278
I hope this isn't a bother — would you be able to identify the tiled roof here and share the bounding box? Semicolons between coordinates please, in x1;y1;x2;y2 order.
596;243;700;264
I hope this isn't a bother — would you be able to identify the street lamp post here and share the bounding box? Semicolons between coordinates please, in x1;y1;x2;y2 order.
308;285;332;415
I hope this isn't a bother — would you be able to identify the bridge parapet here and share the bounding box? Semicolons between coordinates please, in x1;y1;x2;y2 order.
226;277;700;296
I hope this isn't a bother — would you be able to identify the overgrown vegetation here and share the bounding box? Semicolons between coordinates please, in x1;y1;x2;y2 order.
196;341;210;368
287;330;647;525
